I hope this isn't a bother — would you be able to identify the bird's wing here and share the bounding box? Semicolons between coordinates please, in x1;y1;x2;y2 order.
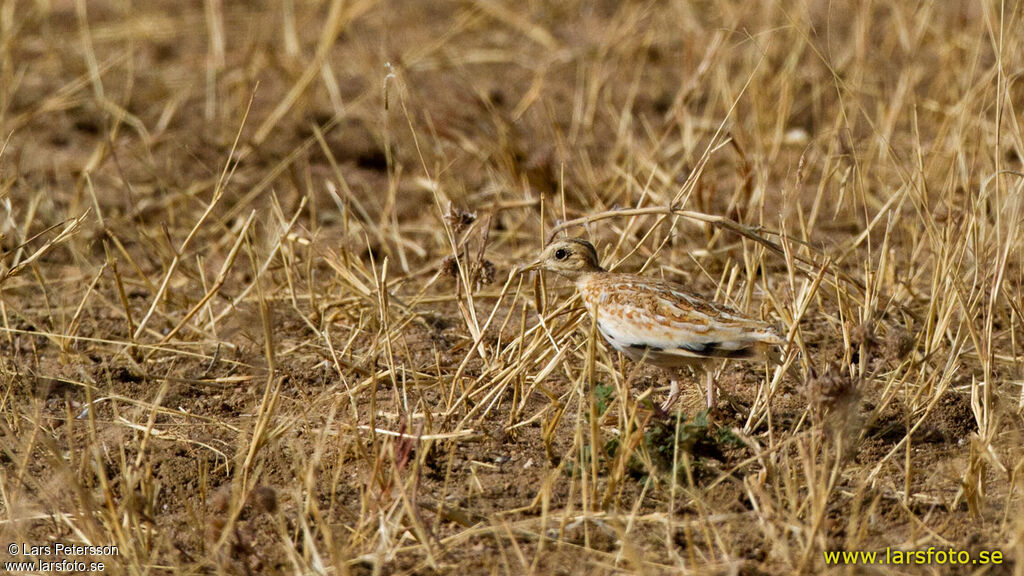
581;274;782;363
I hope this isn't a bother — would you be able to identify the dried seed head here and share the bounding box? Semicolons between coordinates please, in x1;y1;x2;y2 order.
444;205;477;234
474;259;495;287
806;363;861;424
210;485;232;514
208;514;226;535
441;255;460;278
249;485;278;515
884;326;916;362
207;485;232;536
850;322;878;352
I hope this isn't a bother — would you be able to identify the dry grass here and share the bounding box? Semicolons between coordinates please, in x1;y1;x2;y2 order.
1;0;1023;574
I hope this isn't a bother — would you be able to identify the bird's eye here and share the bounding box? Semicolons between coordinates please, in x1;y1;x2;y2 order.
554;248;568;260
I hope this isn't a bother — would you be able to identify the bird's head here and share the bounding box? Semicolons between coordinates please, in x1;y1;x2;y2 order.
525;238;604;279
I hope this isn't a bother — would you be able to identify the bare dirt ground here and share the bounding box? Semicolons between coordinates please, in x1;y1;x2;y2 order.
1;1;1023;574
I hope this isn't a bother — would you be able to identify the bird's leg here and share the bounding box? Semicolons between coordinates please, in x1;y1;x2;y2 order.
705;368;717;410
660;372;681;413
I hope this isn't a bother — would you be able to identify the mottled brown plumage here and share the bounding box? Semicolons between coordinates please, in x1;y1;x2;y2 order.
529;238;784;410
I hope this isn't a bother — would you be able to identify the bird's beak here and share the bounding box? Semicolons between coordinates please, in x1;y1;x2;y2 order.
521;260;542;274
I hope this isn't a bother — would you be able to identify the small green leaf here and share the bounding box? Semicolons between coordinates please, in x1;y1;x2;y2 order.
593;384;615;416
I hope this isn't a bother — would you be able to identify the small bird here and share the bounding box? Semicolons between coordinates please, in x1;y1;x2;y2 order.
527;238;784;411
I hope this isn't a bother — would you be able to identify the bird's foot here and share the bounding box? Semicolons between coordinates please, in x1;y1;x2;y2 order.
651;403;674;421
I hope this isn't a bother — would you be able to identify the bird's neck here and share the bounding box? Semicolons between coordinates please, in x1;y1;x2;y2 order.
569;268;606;287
